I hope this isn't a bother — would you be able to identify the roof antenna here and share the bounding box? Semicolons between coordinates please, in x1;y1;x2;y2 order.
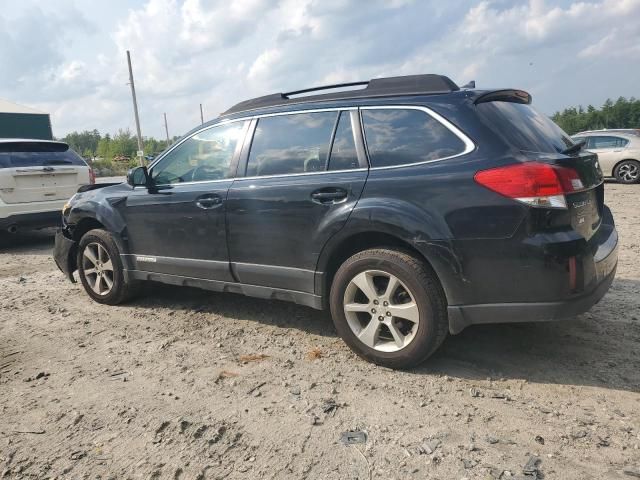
462;80;476;89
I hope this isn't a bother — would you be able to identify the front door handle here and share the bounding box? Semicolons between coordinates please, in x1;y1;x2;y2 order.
195;194;223;209
311;188;348;205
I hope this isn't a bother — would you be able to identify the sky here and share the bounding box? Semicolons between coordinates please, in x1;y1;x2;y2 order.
0;0;638;139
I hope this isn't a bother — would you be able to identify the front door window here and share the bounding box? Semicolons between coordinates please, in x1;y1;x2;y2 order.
152;122;247;184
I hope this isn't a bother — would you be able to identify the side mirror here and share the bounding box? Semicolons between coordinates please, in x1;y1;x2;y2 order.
127;166;150;187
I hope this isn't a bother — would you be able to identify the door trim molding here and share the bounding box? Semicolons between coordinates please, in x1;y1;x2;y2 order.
121;254;233;281
125;269;323;310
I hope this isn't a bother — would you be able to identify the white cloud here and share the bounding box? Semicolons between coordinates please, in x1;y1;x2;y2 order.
0;0;639;139
248;49;284;80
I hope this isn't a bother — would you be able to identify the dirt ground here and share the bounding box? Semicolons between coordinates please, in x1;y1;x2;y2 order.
1;183;639;480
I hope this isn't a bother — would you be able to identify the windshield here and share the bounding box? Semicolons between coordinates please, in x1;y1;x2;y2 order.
476;102;575;154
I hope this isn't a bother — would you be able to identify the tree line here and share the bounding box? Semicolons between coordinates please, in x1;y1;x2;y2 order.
552;97;640;135
58;129;180;175
60;129;178;162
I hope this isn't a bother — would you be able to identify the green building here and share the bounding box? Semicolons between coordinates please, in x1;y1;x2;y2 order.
0;98;53;140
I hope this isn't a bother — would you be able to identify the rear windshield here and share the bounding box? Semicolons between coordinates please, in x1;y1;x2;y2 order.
0;142;87;168
476;102;575;154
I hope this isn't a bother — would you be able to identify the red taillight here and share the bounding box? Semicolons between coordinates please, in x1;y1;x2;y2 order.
474;162;584;209
89;168;96;185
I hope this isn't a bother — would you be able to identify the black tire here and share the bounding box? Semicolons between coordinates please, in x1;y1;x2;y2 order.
613;160;640;184
77;229;140;305
329;248;448;369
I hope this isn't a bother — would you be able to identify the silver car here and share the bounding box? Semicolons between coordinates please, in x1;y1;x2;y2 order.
572;130;640;184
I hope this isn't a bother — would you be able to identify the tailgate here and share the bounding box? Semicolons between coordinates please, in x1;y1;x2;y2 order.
475;99;605;241
558;151;604;241
0;142;90;204
0;166;85;204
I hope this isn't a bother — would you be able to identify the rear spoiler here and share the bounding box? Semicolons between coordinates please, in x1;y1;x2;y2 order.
474;89;532;105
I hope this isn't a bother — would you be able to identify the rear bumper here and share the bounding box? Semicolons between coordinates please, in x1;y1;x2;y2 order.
448;265;616;333
0;210;61;230
448;220;618;334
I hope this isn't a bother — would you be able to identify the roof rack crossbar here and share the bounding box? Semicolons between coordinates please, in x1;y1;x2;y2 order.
285;81;369;98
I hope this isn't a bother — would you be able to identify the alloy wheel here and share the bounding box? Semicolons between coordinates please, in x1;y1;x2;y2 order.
81;242;114;296
618;162;639;182
343;270;420;352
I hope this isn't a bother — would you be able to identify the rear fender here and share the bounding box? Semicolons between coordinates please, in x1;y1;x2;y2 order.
316;199;466;304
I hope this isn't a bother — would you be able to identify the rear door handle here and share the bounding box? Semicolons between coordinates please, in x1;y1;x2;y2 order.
311;188;348;204
195;194;223;209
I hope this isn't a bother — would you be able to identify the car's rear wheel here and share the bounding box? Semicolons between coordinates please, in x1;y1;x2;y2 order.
329;248;448;369
77;229;139;305
614;160;640;184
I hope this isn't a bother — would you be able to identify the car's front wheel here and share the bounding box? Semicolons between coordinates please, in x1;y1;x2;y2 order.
77;229;139;305
614;160;640;184
329;248;448;369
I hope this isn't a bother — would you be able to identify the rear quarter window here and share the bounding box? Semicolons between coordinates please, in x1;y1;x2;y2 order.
361;108;466;168
476;102;574;154
0;142;87;168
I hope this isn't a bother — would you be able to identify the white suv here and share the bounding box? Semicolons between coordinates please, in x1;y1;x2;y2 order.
572;130;640;184
0;139;94;233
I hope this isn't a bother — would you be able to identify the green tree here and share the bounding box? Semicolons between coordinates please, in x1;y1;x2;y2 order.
62;129;101;157
552;97;640;134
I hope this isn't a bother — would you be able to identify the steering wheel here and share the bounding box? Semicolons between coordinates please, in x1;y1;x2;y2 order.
190;165;223;182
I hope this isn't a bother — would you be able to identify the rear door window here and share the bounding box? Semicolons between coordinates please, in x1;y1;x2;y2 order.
0;142;87;168
361;108;466;168
476;102;575;154
589;136;629;149
246;111;337;176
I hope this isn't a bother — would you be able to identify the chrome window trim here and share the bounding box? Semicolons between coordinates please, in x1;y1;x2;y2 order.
360;105;475;170
131;177;235;189
148;104;474;182
231;167;368;182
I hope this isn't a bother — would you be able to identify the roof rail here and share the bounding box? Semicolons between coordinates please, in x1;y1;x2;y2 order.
223;74;460;116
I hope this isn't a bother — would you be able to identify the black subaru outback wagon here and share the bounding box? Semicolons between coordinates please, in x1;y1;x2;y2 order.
54;74;618;368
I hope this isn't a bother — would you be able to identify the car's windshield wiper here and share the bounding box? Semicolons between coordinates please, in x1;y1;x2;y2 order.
561;139;586;155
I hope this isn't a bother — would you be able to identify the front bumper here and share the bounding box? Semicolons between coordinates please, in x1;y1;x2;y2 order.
53;229;77;283
448;222;619;334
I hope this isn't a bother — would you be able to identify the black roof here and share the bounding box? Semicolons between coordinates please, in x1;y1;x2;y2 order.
223;74;460;116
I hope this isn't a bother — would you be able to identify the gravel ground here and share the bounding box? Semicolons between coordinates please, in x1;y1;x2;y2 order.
1;182;639;480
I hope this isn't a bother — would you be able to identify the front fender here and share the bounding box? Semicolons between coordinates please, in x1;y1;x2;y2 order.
64;187;132;272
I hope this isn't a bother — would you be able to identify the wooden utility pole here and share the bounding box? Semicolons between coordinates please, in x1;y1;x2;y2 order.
200;103;204;124
126;50;144;166
163;113;170;144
